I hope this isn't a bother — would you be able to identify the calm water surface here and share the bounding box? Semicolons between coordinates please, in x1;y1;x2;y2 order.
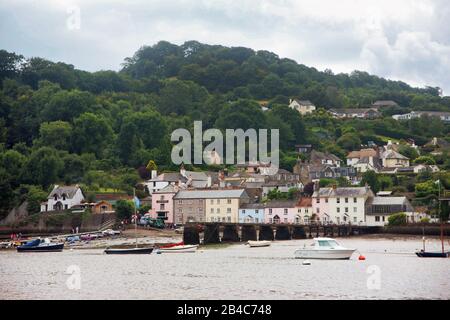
0;237;448;300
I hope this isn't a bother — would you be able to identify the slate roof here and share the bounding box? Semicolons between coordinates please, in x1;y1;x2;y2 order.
382;150;409;160
313;187;372;198
265;200;298;208
174;189;249;199
240;203;266;210
49;186;82;199
347;149;378;159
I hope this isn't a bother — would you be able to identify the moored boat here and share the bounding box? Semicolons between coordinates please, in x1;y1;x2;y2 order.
294;238;356;260
416;250;449;258
247;240;271;248
17;238;64;253
104;247;154;255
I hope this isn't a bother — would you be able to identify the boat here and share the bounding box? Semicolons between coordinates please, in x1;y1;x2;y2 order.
416;250;449;258
104;189;153;255
294;238;356;260
416;180;449;259
157;244;198;253
17;238;64;253
104;247;154;255
247;240;271;248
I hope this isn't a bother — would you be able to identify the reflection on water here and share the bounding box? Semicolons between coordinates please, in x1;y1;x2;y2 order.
0;238;448;300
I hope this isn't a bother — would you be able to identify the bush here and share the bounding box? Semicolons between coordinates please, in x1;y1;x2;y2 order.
420;217;430;224
388;213;407;226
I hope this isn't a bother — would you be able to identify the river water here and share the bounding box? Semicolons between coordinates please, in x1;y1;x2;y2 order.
0;237;448;300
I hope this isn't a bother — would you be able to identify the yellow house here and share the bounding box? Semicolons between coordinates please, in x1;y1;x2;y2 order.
382;150;410;168
204;190;250;223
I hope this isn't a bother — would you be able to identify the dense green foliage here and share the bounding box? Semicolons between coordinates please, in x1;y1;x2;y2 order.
388;213;408;226
0;41;449;220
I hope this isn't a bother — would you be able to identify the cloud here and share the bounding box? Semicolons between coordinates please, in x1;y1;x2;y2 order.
0;0;449;94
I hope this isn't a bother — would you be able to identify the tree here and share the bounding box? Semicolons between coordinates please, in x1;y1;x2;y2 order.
360;171;380;193
414;156;436;165
388;213;407;226
146;160;158;172
398;145;419;161
115;200;134;220
41;90;94;122
38;121;72;150
0;50;24;82
72;113;113;158
23;147;63;187
337;133;361;151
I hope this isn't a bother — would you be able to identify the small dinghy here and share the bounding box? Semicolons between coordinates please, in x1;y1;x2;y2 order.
17;238;64;253
157;244;198;253
104;247;154;255
294;238;355;260
247;241;271;248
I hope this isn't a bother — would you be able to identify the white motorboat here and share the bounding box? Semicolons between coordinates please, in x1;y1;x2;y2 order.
247;241;271;248
157;244;198;253
294;238;356;260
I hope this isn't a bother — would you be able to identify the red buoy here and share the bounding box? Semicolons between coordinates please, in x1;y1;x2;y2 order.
358;255;366;261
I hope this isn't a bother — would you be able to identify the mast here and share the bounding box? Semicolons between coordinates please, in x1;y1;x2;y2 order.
438;181;444;254
134;188;137;249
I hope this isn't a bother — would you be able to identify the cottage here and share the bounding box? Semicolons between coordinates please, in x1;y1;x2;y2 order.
92;201;114;214
264;200;298;224
393;111;450;123
295;144;313;154
239;203;265;224
288;99;316;115
381;150;410;168
372;100;398;109
144;171;187;195
312;186;373;224
151;185;178;225
310;150;342;167
40;185;85;212
295;198;313;224
347;149;381;173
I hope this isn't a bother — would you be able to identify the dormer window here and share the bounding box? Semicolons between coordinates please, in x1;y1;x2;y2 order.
62;194;67;201
54;195;58;201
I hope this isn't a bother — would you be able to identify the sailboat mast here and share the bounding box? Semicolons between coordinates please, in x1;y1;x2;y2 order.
438;181;444;254
134;188;137;249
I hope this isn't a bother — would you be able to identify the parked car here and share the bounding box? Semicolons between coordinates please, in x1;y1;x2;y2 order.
102;229;121;236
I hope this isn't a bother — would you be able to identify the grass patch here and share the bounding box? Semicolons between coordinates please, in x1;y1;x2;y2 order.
199;243;235;250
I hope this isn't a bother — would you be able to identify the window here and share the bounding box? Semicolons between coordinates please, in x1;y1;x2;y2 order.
178;200;183;205
353;217;357;223
64;204;68;210
242;210;246;214
210;208;214;213
161;195;165;201
353;198;357;203
160;204;165;210
210;217;214;222
345;198;348;203
284;218;288;223
345;208;349;213
217;199;220;204
284;209;288;214
337;198;341;204
227;208;231;214
210;200;214;204
325;198;329;203
269;218;273;223
316;198;320;204
227;199;232;204
255;218;259;223
382;216;386;222
216;208;220;214
227;216;231;222
353;207;357;213
316;208;320;214
269;209;273;214
337;208;340;213
375;216;380;222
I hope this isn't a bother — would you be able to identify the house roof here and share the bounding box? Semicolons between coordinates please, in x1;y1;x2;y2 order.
347;149;378;159
152;172;187;183
296;198;312;207
240;203;266;210
174;189;249;200
313;187;372;198
49;185;81;199
265;200;298;208
331;108;379;114
370;197;408;206
382;150;409;160
292;99;315;106
311;150;341;163
372;100;398;107
153;184;178;194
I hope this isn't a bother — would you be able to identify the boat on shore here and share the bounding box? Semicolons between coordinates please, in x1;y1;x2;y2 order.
157;244;198;253
416;250;449;258
294;238;356;260
17;238;64;253
104;247;154;255
247;241;271;248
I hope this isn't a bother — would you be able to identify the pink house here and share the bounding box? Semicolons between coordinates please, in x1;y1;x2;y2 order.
264;200;298;224
150;185;178;225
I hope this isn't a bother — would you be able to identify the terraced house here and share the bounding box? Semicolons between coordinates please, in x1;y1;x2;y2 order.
312;186;374;225
174;189;250;224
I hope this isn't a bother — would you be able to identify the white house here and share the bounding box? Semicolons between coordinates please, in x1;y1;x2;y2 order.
365;197;415;226
289;99;316;115
144;171;187;195
312;186;374;225
40;185;85;212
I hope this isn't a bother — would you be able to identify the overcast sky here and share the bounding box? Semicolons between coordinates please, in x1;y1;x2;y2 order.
1;0;449;94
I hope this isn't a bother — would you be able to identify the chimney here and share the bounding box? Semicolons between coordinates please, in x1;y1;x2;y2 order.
289;98;293;104
180;163;186;177
332;184;337;190
151;170;157;179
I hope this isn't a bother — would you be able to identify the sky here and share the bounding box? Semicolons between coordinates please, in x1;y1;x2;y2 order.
1;0;450;94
